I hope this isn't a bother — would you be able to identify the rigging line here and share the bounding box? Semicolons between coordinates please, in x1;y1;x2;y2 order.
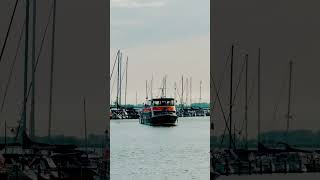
247;66;258;106
0;0;20;65
211;73;232;141
212;47;232;108
15;2;54;141
226;57;246;145
110;51;118;80
0;20;25;129
110;70;117;103
231;57;246;109
213;58;245;148
272;67;289;123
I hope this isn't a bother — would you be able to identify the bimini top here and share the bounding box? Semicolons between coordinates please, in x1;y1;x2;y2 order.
151;98;175;101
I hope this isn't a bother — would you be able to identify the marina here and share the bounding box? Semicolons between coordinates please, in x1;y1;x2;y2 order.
211;44;320;179
109;50;210;121
0;1;109;179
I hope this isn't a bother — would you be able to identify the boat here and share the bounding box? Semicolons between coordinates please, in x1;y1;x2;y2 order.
139;97;178;126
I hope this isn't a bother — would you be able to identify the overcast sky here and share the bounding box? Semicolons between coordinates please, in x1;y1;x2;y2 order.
0;0;107;137
110;0;210;105
212;0;320;138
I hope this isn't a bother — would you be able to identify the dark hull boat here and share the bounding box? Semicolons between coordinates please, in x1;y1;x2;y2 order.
140;114;178;126
140;98;178;126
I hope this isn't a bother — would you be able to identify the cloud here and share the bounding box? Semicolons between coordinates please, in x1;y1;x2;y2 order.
111;0;167;8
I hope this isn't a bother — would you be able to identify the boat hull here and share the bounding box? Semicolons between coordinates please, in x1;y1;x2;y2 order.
140;114;177;126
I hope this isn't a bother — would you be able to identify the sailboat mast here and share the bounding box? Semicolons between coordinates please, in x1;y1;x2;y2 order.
186;78;189;105
116;50;120;108
48;0;57;139
200;80;202;103
286;61;293;142
4;120;7;153
229;44;234;149
181;76;184;107
30;0;36;138
83;97;88;157
151;74;153;99
119;52;122;106
245;54;248;149
257;48;261;144
164;75;167;97
125;56;128;107
136;91;137;106
145;80;148;100
190;77;192;105
22;0;30;142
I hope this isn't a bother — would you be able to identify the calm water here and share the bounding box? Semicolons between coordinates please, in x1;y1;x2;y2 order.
110;117;210;180
219;173;320;180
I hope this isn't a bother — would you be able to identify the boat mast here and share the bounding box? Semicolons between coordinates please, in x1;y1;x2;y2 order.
119;52;122;107
245;54;249;149
229;45;234;150
136;91;137;106
48;0;57;140
174;82;177;100
30;0;36;138
145;80;148;100
186;78;189;105
164;75;167;97
116;50;120;108
83;97;88;157
22;0;30;145
151;74;153;99
4;120;7;153
199;80;202;104
257;48;261;145
125;56;128;107
0;0;19;64
181;76;184;107
286;61;293;143
190;77;192;105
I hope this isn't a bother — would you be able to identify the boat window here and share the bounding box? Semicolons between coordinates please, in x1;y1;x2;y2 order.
152;100;175;106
